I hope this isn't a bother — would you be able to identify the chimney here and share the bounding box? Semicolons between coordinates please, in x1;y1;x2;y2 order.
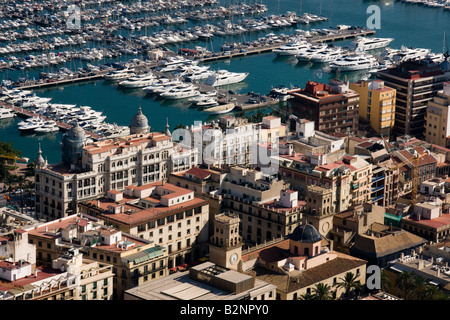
34;269;38;278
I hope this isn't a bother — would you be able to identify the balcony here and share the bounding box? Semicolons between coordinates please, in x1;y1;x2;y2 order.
371;175;385;183
372;195;384;202
371;185;384;193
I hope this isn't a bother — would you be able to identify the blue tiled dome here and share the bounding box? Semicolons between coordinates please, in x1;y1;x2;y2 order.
290;224;322;243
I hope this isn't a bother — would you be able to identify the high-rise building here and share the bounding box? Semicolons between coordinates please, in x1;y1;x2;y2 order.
288;79;360;135
425;81;450;147
377;59;446;139
350;80;396;137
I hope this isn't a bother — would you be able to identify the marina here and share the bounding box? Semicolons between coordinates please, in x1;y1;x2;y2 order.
0;0;448;163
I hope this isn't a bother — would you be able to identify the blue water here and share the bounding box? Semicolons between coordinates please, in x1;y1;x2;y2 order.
0;0;449;163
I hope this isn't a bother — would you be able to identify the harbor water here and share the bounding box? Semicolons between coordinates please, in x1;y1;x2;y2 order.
0;0;449;163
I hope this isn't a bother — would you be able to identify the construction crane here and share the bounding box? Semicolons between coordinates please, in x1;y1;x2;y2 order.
392;150;430;205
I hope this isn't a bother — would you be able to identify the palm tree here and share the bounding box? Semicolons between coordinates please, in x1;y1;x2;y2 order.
395;271;414;300
312;283;333;300
335;272;362;300
14;175;26;214
23;180;35;208
412;276;428;300
380;270;391;293
423;283;439;300
4;174;16;200
299;292;314;300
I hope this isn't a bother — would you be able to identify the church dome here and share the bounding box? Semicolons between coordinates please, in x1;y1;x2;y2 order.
130;107;149;134
290;224;322;243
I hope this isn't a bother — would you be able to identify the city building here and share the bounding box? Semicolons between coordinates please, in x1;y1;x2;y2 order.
168;166;225;197
279;152;373;212
0;246;114;300
329;203;385;253
124;261;277;300
386;249;450;298
350;80;396;137
401;200;450;243
206;213;367;300
350;222;427;268
34;108;198;221
78;181;210;268
22;213;167;299
287;116;346;158
425;82;450;147
376;59;447;139
288;79;360;135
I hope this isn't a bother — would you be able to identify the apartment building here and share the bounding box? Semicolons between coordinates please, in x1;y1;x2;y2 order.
350;80;396;136
78;181;210;269
425;81;450;147
34;108;197;221
0;246;114;300
392;146;437;195
288;79;360;135
279;152;372;212
222;189;304;246
376;59;446;139
23;213;167;299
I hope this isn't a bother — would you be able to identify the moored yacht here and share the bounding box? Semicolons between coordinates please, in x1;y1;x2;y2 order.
0;107;15;119
329;52;379;71
159;85;200;100
295;43;328;61
104;68;136;81
204;70;249;87
273;40;310;56
348;37;394;51
119;73;157;88
310;46;345;63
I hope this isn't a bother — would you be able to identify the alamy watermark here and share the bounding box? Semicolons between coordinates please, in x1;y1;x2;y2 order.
172;121;279;167
66;5;81;30
366;5;381;30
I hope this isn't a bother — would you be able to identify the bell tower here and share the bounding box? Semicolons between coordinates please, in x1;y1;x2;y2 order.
209;213;242;270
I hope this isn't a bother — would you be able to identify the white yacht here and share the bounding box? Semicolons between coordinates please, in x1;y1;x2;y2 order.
330;53;379;71
104;68;135;81
204;70;249;87
18;117;45;131
143;79;183;94
159;85;200;100
310;46;345;63
391;46;431;64
0;107;15;119
188;91;218;104
295;44;328;61
34;120;59;133
273;40;310;56
348;37;394;51
119;73;157;88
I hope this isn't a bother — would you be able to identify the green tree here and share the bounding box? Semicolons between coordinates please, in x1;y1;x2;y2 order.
412;276;428;300
312;283;333;300
0;141;21;182
396;271;414;300
380;270;391;293
335;272;362;300
299;292;314;300
13;175;26;214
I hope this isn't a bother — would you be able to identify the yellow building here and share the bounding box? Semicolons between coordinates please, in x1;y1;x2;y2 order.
425;82;450;147
350;80;396;136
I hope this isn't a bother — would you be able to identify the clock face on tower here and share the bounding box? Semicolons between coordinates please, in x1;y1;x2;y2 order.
230;253;238;264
